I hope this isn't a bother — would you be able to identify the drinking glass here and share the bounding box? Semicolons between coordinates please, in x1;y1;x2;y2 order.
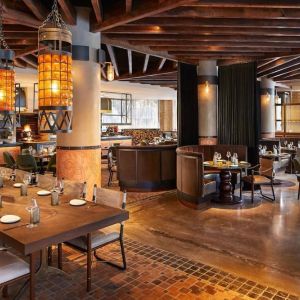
284;140;288;147
217;153;222;160
226;151;231;161
26;206;39;228
28;146;33;155
23;174;31;186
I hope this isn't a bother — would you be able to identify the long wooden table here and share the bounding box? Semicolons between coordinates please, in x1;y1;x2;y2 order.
0;182;129;299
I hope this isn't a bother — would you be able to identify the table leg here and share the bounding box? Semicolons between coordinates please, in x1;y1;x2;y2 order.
87;233;92;292
39;158;44;174
216;169;242;205
30;252;37;300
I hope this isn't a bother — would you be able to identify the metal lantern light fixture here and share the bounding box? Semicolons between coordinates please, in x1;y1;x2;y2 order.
0;3;15;130
38;0;73;133
106;62;114;81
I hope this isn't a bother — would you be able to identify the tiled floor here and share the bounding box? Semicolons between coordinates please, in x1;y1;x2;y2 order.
14;239;298;300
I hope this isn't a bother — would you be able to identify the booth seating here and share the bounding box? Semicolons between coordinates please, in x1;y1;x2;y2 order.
117;144;176;192
176;147;217;209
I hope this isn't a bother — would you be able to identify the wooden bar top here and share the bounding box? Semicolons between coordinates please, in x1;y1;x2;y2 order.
0;183;129;255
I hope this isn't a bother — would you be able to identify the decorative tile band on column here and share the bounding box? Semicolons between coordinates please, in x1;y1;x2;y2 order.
56;146;101;198
199;137;218;145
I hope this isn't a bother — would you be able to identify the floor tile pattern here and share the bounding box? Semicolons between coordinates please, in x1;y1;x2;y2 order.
13;238;298;300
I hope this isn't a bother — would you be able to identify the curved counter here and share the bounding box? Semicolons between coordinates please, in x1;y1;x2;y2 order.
117;144;177;192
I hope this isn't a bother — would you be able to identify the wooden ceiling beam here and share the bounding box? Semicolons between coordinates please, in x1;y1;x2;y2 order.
91;0;103;23
15;45;47;59
127;49;132;74
184;0;300;9
257;56;299;73
3;6;41;28
272;67;300;80
133;17;300;28
22;0;48;21
91;0;197;32
158;58;166;70
143;54;150;73
130;40;300;48
258;56;300;77
3;33;38;40
158;7;300;19
14;58;27;68
106;44;119;77
118;68;176;80
152;46;296;53
104;25;300;36
19;56;37;69
263;61;300;78
108;33;300;43
58;0;77;25
126;0;133;14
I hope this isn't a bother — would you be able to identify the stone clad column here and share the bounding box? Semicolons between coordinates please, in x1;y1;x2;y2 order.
197;60;218;145
56;7;101;196
260;77;275;138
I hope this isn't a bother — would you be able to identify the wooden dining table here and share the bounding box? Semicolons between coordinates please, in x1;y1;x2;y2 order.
0;181;129;300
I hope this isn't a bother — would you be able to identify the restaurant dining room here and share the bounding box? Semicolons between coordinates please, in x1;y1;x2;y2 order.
0;0;300;299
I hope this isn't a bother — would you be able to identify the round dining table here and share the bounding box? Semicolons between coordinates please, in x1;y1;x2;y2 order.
204;160;251;205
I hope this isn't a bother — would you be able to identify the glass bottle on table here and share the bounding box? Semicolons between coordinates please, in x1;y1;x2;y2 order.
92;184;97;203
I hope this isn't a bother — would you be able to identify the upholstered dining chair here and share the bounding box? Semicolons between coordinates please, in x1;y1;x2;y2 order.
3;152;16;169
16;154;38;172
0;248;30;298
242;158;275;203
46;154;56;176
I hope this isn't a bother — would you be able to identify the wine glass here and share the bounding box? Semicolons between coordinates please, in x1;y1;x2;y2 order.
28;146;33;155
284;140;288;147
226;151;231;162
217;153;222;160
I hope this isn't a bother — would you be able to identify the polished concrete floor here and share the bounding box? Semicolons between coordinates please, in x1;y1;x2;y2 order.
120;172;300;296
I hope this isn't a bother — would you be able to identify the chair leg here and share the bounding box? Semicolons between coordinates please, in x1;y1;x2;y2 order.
108;170;112;187
251;182;254;203
58;243;63;270
298;182;300;200
271;183;275;202
87;233;92;292
94;238;126;270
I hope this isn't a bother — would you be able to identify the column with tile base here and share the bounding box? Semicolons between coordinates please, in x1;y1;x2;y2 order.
56;7;101;197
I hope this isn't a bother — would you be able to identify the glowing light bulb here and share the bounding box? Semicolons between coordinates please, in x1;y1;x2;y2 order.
0;90;4;100
205;81;209;93
51;81;59;93
106;63;115;81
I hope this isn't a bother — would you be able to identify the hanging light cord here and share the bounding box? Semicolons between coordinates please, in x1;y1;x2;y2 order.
39;0;68;30
0;1;9;50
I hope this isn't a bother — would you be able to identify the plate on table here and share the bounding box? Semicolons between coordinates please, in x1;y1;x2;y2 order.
13;183;22;188
240;161;248;164
0;215;21;224
69;199;87;206
203;161;211;166
37;190;51;196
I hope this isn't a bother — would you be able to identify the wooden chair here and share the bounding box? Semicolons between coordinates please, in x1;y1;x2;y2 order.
0;248;30;298
107;149;117;186
242;158;275;203
61;189;127;291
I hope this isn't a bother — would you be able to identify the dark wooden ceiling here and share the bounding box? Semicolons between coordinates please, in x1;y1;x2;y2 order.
3;0;300;84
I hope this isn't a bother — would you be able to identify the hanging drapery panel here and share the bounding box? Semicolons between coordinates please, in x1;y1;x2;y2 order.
218;62;260;163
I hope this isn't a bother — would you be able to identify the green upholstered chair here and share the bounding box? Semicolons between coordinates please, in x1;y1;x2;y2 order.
21;149;30;155
46;154;56;176
16;154;38;172
3;152;16;169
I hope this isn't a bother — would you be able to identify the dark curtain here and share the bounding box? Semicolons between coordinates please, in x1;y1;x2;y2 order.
218;62;260;163
177;63;198;146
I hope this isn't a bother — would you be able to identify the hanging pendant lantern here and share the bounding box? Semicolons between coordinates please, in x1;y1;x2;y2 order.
0;3;15;130
38;0;73;133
